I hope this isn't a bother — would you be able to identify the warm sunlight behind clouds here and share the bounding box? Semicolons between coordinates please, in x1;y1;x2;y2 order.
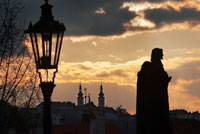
56;56;148;86
169;79;200;111
54;48;200;113
21;0;200;113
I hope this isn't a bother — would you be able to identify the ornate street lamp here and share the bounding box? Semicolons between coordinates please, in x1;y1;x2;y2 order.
25;0;65;134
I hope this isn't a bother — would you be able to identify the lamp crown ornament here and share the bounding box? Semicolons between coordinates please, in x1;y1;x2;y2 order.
40;0;53;21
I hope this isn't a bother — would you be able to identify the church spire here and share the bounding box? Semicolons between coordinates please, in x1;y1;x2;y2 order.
88;93;91;103
84;88;87;104
99;82;104;97
77;81;83;106
79;80;82;91
98;82;105;108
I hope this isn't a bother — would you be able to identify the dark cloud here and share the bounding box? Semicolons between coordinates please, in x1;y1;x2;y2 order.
127;26;153;31
145;7;200;28
21;0;136;36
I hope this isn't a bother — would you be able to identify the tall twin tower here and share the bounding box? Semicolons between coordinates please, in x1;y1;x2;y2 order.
77;83;105;108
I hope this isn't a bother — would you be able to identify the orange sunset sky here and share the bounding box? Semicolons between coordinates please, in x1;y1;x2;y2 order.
22;0;200;114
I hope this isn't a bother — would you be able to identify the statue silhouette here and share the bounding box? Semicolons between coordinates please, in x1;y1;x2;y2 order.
136;48;171;134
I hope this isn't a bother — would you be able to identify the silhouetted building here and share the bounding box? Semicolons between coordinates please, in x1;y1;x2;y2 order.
170;109;200;121
52;123;120;134
29;83;136;134
32;101;134;134
77;82;84;106
98;83;105;108
170;118;200;134
136;48;171;134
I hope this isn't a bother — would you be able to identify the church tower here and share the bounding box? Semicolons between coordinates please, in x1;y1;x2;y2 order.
98;83;105;108
77;82;83;106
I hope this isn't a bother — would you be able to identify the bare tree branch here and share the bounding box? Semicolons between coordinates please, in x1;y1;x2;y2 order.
0;0;42;109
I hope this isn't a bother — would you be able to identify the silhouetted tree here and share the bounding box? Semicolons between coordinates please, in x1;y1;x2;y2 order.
0;0;41;108
116;105;128;115
0;0;42;133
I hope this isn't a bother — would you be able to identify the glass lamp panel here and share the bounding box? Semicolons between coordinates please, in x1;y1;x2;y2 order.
51;33;58;67
40;33;52;68
35;33;43;67
53;33;61;66
29;33;39;67
55;32;64;66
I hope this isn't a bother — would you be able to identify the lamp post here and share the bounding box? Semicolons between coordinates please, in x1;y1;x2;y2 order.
25;0;65;134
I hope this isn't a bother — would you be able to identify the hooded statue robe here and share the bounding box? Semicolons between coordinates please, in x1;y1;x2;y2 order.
136;49;171;134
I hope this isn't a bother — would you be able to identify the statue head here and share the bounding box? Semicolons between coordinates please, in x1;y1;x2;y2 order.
151;48;163;62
